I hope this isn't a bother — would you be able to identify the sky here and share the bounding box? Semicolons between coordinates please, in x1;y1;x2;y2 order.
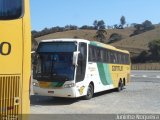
30;0;160;31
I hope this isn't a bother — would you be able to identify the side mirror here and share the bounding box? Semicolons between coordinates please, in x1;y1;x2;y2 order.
73;51;80;66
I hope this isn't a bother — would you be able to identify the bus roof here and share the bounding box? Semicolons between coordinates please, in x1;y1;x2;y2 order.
40;38;129;54
41;38;90;43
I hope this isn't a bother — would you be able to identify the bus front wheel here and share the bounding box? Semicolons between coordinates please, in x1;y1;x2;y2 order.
84;84;94;100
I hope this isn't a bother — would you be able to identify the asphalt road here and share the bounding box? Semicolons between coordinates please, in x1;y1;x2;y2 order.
30;70;160;119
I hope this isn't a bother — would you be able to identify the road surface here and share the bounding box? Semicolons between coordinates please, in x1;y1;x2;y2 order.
30;70;160;119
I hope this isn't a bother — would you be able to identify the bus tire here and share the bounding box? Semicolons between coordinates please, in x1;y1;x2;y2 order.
84;84;94;100
117;80;123;92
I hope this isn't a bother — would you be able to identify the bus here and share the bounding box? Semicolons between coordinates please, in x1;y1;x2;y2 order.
0;0;31;119
33;39;131;100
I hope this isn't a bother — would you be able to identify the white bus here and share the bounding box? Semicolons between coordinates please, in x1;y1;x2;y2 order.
33;39;131;99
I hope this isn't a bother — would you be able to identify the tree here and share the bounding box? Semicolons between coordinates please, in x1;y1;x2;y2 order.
148;39;160;61
97;20;106;30
94;29;107;43
142;20;155;31
120;16;126;29
108;33;122;43
130;20;155;37
93;20;98;30
93;20;106;30
114;24;119;29
64;25;78;30
80;25;94;30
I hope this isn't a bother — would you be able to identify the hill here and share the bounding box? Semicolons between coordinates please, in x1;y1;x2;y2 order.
35;28;134;42
111;26;160;56
35;26;160;57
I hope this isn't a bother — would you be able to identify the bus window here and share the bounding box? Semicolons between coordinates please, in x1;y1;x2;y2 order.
110;52;114;63
114;52;118;64
97;48;101;62
118;53;122;64
102;49;106;63
100;49;104;62
122;54;126;64
126;54;130;64
107;50;111;63
0;0;23;20
90;46;97;62
89;46;92;61
76;43;87;82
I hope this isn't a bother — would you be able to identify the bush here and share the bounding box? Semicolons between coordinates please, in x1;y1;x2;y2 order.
148;39;160;61
130;20;155;37
108;33;122;43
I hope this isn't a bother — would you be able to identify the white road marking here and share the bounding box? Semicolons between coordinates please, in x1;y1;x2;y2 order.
157;76;160;78
142;75;147;77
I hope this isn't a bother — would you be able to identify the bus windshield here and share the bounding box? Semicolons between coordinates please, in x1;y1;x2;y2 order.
34;42;77;82
0;0;22;19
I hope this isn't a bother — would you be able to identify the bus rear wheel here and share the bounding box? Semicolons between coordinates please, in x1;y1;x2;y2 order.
84;84;94;100
117;80;124;92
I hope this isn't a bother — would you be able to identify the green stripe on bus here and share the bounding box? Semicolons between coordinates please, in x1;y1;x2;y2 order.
97;63;112;85
50;82;64;88
90;42;98;46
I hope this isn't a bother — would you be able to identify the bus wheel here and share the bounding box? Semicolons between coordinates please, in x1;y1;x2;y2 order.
117;80;124;92
84;84;94;100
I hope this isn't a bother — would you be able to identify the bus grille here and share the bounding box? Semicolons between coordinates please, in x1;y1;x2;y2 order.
0;75;21;120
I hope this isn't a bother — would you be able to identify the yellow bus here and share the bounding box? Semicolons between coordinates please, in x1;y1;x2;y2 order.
33;39;131;100
0;0;31;119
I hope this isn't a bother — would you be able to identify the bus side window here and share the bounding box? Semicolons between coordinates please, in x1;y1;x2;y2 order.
91;46;96;62
126;54;130;64
118;53;122;64
103;49;106;63
97;48;101;62
89;46;92;61
110;52;115;63
76;43;87;82
122;54;125;64
107;50;110;63
100;49;104;62
114;52;118;64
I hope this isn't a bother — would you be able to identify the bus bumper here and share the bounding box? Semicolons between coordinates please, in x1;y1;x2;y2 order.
33;86;76;98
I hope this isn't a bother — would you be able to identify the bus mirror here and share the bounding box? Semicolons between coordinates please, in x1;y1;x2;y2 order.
73;51;80;66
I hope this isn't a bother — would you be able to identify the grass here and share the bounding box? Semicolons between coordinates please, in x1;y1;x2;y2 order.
111;26;160;50
35;28;134;43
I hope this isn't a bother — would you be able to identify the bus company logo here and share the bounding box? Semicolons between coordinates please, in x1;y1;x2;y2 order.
0;42;11;56
79;86;85;95
112;66;123;71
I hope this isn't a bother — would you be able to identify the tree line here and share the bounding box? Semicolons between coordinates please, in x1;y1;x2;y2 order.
32;16;127;38
32;16;155;44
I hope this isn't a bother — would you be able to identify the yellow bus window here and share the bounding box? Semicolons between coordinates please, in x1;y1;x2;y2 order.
0;0;23;20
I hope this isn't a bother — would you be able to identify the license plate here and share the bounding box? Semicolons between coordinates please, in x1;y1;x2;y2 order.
39;82;51;88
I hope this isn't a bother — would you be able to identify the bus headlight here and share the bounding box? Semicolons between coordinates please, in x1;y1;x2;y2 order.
33;82;39;87
64;83;75;88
